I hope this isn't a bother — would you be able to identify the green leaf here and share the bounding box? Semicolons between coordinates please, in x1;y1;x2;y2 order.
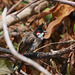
45;13;52;23
20;23;24;27
44;8;52;23
0;31;3;35
52;4;54;6
0;8;2;15
0;58;14;74
20;0;29;4
44;8;50;11
0;11;2;15
13;42;18;50
20;2;25;4
73;24;75;32
67;63;70;75
60;34;64;38
24;0;28;1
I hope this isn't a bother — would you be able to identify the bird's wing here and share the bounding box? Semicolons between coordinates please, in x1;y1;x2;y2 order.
18;32;34;54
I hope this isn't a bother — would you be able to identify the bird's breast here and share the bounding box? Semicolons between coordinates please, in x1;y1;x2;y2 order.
30;38;42;52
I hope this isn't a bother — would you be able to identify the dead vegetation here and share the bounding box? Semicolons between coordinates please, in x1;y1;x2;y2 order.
0;0;75;75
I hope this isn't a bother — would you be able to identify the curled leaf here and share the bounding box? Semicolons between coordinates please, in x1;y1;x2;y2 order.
44;3;74;39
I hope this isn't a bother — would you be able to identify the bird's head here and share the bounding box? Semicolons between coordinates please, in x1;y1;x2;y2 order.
33;23;47;40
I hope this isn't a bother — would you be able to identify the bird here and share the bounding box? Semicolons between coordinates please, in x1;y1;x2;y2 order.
14;23;47;72
18;23;46;54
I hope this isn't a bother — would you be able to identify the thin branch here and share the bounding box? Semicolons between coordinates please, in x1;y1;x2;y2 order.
15;0;38;15
0;42;74;60
40;60;61;74
34;40;75;52
0;40;75;59
2;7;51;75
0;54;15;63
53;0;75;6
0;31;22;39
7;0;22;15
0;47;11;54
24;43;75;59
0;41;75;59
16;0;75;15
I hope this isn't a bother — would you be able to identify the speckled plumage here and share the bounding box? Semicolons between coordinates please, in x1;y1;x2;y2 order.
18;32;42;54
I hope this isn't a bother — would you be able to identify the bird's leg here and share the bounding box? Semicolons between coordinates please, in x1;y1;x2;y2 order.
18;61;24;72
13;60;18;68
13;59;24;73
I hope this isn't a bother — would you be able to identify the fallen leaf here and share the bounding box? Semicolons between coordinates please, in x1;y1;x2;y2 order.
68;52;75;74
44;3;74;39
0;58;14;74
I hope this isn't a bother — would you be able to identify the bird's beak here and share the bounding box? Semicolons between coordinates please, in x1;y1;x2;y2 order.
43;31;47;33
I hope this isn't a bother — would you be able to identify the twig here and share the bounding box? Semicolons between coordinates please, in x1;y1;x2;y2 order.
0;47;11;54
15;0;38;15
40;60;62;74
0;41;75;58
0;54;15;62
0;41;75;59
7;0;22;15
2;7;51;75
0;54;12;58
25;43;75;59
53;0;75;6
0;32;22;39
34;40;75;52
0;32;18;39
16;0;75;16
0;42;74;59
24;52;67;60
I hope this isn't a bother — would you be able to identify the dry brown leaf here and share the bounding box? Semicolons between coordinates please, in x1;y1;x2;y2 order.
68;52;75;74
56;32;74;49
25;3;58;27
44;3;74;39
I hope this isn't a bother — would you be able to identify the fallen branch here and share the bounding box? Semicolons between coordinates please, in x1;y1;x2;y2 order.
0;43;75;59
34;40;75;52
24;43;75;59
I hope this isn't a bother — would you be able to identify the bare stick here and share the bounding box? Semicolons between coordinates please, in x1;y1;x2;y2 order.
53;0;75;6
0;42;74;59
0;47;11;54
7;0;22;15
2;7;51;75
34;40;75;52
15;0;37;15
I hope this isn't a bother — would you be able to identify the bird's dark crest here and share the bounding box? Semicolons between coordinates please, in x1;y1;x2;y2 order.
35;23;44;30
33;23;44;36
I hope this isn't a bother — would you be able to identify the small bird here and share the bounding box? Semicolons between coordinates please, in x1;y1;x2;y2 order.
18;23;46;54
14;23;47;72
